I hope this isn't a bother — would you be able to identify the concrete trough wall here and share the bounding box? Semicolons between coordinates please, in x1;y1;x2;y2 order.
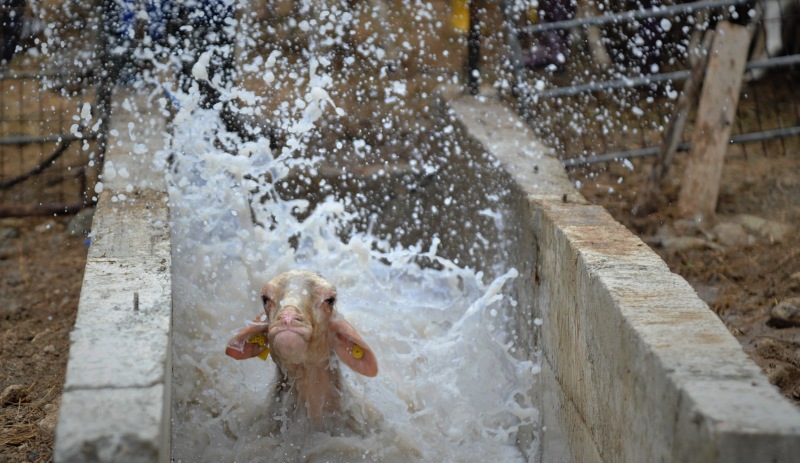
448;95;800;462
55;92;172;463
54;89;800;461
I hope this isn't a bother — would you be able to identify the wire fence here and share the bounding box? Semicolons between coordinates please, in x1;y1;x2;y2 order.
4;0;799;215
0;70;101;216
0;2;104;217
470;0;800;167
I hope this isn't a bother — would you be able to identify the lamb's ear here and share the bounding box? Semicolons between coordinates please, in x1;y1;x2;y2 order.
225;316;270;360
330;317;378;377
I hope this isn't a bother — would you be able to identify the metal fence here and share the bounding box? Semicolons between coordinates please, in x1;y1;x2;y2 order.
469;0;800;167
0;1;104;217
0;70;101;216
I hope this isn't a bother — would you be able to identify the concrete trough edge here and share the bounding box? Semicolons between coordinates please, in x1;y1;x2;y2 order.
447;94;800;462
55;91;172;463
52;84;800;461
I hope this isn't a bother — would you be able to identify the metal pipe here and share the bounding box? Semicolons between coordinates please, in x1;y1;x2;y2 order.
526;54;800;100
745;54;800;70
562;125;800;167
0;133;97;146
0;203;84;218
0;71;65;80
527;70;691;100
523;0;753;34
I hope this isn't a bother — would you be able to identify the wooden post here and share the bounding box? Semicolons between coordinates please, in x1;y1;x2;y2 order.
677;21;752;219
633;29;714;216
467;0;482;95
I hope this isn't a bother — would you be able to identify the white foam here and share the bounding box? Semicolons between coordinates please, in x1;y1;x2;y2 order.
153;10;540;461
165;99;539;461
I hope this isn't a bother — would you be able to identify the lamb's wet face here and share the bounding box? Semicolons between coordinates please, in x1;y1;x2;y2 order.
261;271;338;366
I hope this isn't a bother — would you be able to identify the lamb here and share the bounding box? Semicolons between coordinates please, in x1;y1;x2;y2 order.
225;270;379;431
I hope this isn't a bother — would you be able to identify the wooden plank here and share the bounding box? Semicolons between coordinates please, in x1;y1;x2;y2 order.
677;21;752;219
634;29;714;216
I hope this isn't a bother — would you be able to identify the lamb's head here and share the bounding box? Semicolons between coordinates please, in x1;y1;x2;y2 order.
225;269;378;380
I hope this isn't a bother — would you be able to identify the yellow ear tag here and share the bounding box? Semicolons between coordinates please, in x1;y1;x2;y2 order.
351;345;364;359
247;334;270;361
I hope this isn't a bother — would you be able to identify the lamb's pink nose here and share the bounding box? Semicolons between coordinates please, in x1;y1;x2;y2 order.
279;312;297;325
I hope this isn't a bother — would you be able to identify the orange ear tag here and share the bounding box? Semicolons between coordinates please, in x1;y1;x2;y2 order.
247;334;270;361
351;345;364;359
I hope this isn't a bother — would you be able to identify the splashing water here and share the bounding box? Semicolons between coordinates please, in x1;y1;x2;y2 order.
152;5;540;462
164;79;540;461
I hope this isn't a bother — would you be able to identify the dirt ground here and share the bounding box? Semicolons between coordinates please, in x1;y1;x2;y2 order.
0;216;88;463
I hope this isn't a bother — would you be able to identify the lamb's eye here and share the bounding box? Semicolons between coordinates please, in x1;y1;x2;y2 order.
324;296;336;306
261;295;270;308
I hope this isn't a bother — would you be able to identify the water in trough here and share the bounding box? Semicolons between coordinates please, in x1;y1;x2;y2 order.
151;6;541;462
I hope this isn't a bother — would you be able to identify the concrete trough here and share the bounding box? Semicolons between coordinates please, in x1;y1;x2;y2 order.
54;90;800;462
448;95;800;461
55;92;172;463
